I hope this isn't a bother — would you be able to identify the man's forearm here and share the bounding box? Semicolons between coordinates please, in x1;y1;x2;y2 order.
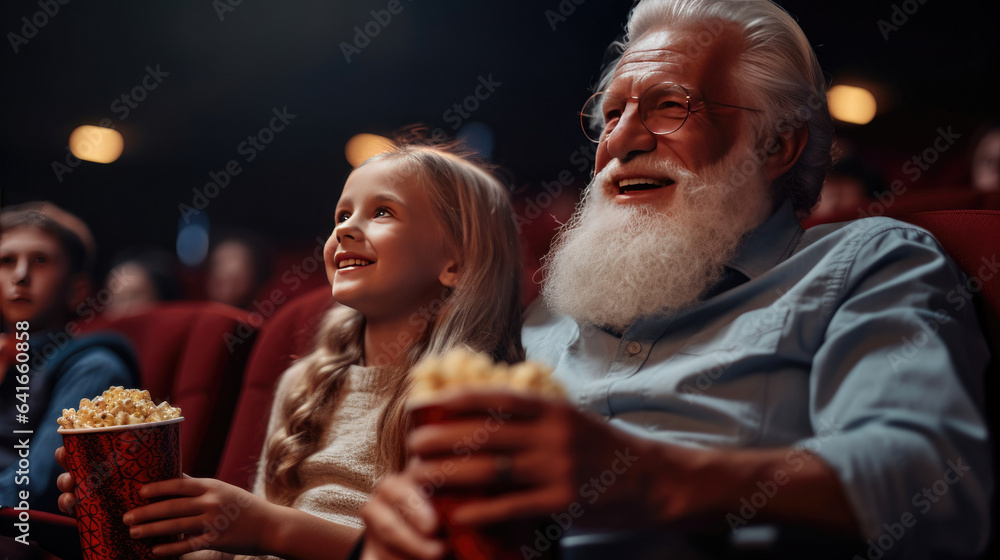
640;439;860;534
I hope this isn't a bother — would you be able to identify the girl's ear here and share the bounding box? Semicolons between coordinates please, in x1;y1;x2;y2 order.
439;260;460;288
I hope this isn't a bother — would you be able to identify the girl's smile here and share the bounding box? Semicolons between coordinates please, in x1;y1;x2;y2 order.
324;158;458;324
334;251;374;270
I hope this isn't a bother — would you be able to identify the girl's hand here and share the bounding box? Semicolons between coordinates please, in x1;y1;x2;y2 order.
359;467;446;560
123;477;277;557
179;551;235;560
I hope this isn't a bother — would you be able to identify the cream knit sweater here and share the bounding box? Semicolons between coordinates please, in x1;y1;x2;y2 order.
237;360;391;560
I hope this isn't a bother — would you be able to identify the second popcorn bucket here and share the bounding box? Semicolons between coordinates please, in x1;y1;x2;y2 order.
407;350;563;560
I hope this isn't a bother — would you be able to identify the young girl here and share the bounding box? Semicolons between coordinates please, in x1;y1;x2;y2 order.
57;143;525;559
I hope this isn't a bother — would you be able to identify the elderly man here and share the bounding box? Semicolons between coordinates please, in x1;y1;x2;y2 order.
360;1;992;558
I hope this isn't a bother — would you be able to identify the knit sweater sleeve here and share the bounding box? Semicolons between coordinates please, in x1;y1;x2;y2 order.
251;359;311;499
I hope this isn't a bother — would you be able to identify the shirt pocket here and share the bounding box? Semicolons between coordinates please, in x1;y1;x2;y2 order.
676;305;790;358
637;306;790;446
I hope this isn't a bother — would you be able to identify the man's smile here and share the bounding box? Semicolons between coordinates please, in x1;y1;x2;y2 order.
617;177;675;194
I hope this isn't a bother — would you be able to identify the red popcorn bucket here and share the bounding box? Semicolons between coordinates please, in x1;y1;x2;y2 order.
58;417;184;560
409;404;554;560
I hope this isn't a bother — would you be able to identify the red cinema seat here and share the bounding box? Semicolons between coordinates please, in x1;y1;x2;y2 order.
0;507;78;560
80;302;257;477
216;286;336;489
892;210;1000;558
895;210;1000;320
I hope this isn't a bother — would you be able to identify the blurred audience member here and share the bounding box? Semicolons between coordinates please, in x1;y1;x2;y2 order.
206;230;274;309
0;201;139;514
811;156;883;221
102;248;181;320
970;121;1000;192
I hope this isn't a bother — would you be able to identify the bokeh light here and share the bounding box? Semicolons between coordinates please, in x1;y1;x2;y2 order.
176;223;210;266
457;122;495;158
345;133;395;167
69;125;124;163
827;85;877;125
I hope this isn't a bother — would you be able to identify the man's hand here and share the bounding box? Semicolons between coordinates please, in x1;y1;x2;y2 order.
405;389;858;538
359;467;447;560
405;390;701;530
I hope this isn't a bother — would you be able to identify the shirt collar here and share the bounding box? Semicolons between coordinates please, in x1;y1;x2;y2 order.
728;199;804;280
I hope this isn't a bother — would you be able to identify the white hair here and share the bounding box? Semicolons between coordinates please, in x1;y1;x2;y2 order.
595;0;833;215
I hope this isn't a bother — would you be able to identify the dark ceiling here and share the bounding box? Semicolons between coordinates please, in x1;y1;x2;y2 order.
2;0;998;275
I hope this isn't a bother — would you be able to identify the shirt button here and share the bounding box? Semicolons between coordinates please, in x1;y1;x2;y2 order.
626;341;642;355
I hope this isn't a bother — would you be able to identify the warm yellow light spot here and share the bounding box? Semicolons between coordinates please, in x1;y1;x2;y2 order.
827;85;877;125
345;133;394;167
69;125;124;163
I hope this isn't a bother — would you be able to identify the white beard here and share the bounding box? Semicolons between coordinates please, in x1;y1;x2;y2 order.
540;143;775;332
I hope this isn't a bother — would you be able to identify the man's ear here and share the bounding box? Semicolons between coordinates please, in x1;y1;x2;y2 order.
65;273;91;312
762;124;809;183
439;260;461;289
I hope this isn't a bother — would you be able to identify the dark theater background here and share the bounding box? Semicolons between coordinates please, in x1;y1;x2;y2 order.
2;0;999;293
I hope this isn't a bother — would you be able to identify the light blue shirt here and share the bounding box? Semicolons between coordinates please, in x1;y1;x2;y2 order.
523;201;992;559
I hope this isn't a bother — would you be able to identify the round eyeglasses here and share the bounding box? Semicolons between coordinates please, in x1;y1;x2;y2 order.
579;82;761;144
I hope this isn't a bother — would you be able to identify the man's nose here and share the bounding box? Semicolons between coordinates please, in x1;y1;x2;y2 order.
605;102;657;162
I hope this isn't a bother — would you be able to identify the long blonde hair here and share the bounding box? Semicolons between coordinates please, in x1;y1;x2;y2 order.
261;144;524;505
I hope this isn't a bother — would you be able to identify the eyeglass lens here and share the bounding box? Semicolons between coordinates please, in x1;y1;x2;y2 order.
581;83;691;143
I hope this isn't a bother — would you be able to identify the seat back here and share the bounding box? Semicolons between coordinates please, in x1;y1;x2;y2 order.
896;210;1000;557
802;190;1000;229
896;210;1000;319
216;286;335;488
0;508;78;559
80;302;256;477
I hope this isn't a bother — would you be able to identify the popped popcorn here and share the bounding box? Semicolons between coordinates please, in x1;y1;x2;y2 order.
408;349;564;404
57;386;182;429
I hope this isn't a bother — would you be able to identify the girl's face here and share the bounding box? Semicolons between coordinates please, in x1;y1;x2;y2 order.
324;158;458;322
